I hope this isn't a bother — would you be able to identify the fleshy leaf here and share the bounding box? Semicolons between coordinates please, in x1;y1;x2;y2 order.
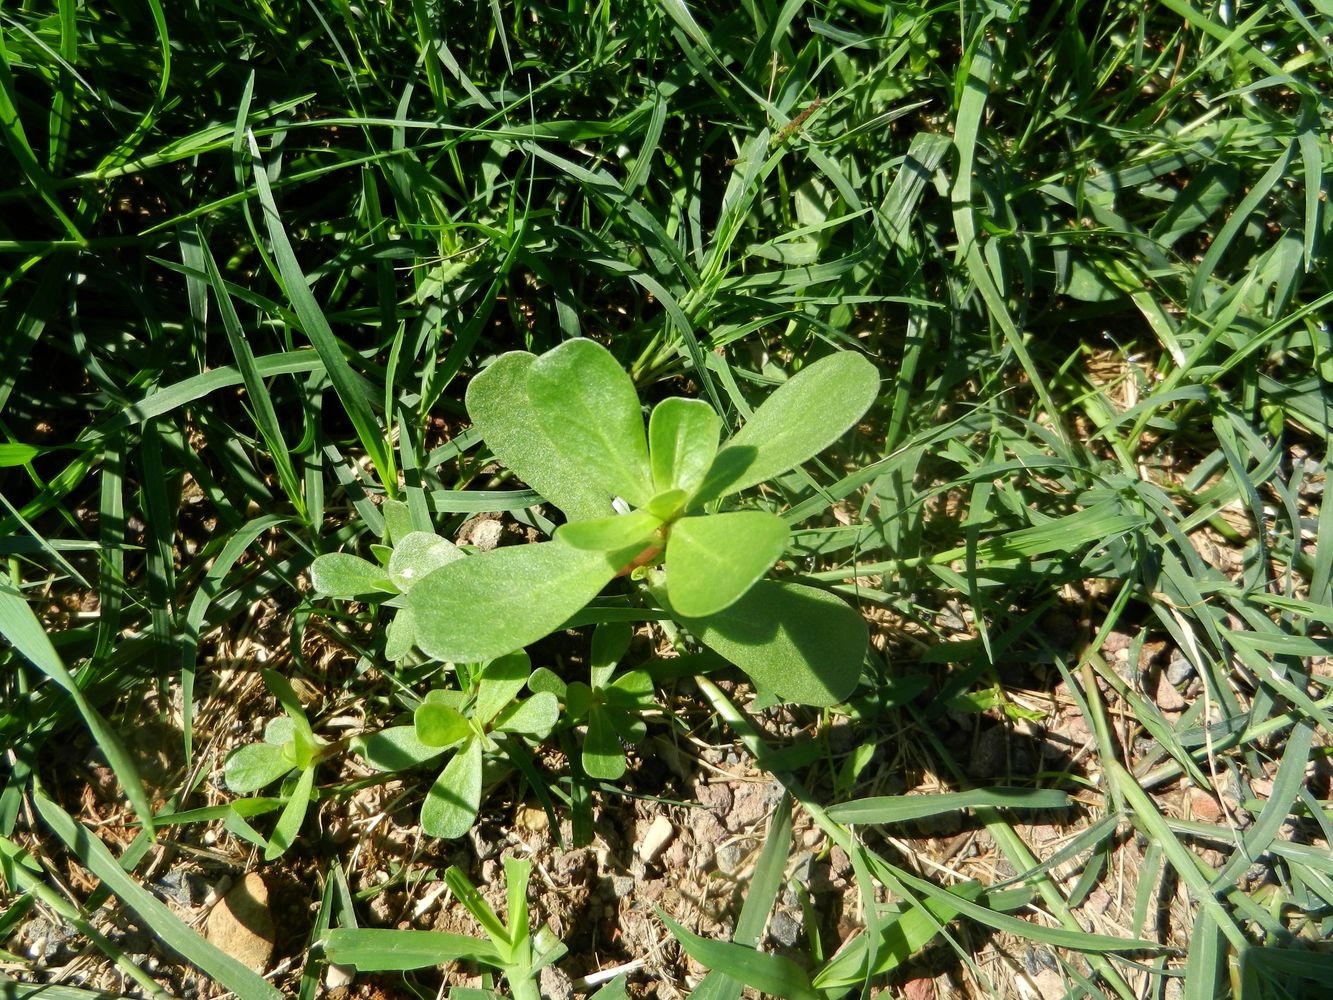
309;553;397;597
590;621;633;686
263;716;296;747
415;702;473;748
265;765;315;860
421;739;483;839
584;705;627;780
664;511;787;617
388;532;463;592
409;543;618;664
355;725;446;771
466;352;614;521
648;397;721;497
382;499;414;546
527;667;567;698
494;691;559;738
556;510;662;552
682;580;866;706
525;339;654;507
224;743;293;793
565;682;593;720
695;352;878;502
384;607;416;661
474;651;533;726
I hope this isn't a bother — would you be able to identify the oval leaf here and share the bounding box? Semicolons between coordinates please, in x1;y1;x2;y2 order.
556;509;662;553
583;705;627;780
683;580;866;706
665;511;787;617
310;553;396;598
466;351;614;521
696;352;879;502
526;339;654;507
409;543;618;664
223;743;293;793
355;725;446;772
475;650;533;725
494;691;559;738
388;531;464;592
648;397;721;497
415;702;472;748
421;740;483;839
384;606;416;661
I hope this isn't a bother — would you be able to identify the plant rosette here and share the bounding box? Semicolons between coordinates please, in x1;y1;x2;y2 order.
403;339;878;706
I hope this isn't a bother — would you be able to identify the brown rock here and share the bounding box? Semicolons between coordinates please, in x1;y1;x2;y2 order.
205;872;274;972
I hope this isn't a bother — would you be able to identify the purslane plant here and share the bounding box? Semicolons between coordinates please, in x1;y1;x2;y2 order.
352;651;558;839
529;622;653;781
404;340;878;705
222;670;332;860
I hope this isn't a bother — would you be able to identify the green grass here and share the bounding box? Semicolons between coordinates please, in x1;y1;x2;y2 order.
1;1;1331;997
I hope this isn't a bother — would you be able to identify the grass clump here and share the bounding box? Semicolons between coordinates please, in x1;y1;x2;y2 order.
1;2;1331;999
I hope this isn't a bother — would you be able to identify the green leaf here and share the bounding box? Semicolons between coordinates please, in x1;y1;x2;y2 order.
384;606;416;661
583;705;627;780
648;397;721;497
591;621;633;682
665;512;787;617
525;339;654;507
494;692;559;738
0;443;39;467
696;353;878;502
475;651;533;725
265;765;315;861
466;352;614;522
556;509;662;552
0;585;156;833
421;739;483;839
263;716;295;746
414;702;472;748
309;553;396;598
659;911;819;1000
382;498;415;546
589;975;628;1000
527;667;567;698
410;543;617;664
248;132;393;491
321;928;500;971
223;743;294;793
355;726;446;772
388;532;463;591
684;581;865;706
826;789;1071;825
813;882;985;989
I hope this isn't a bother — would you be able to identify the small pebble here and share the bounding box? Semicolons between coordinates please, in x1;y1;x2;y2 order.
767;910;802;948
1166;652;1195;686
637;815;675;863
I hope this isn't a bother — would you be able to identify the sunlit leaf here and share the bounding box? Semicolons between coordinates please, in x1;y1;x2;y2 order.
696;353;878;502
526;339;654;507
665;511;787;617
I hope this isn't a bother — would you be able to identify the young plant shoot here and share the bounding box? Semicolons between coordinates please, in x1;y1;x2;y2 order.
408;340;878;705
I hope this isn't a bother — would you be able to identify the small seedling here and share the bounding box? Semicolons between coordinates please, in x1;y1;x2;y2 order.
351;651;557;839
529;622;654;780
321;857;592;1000
222;670;332;860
